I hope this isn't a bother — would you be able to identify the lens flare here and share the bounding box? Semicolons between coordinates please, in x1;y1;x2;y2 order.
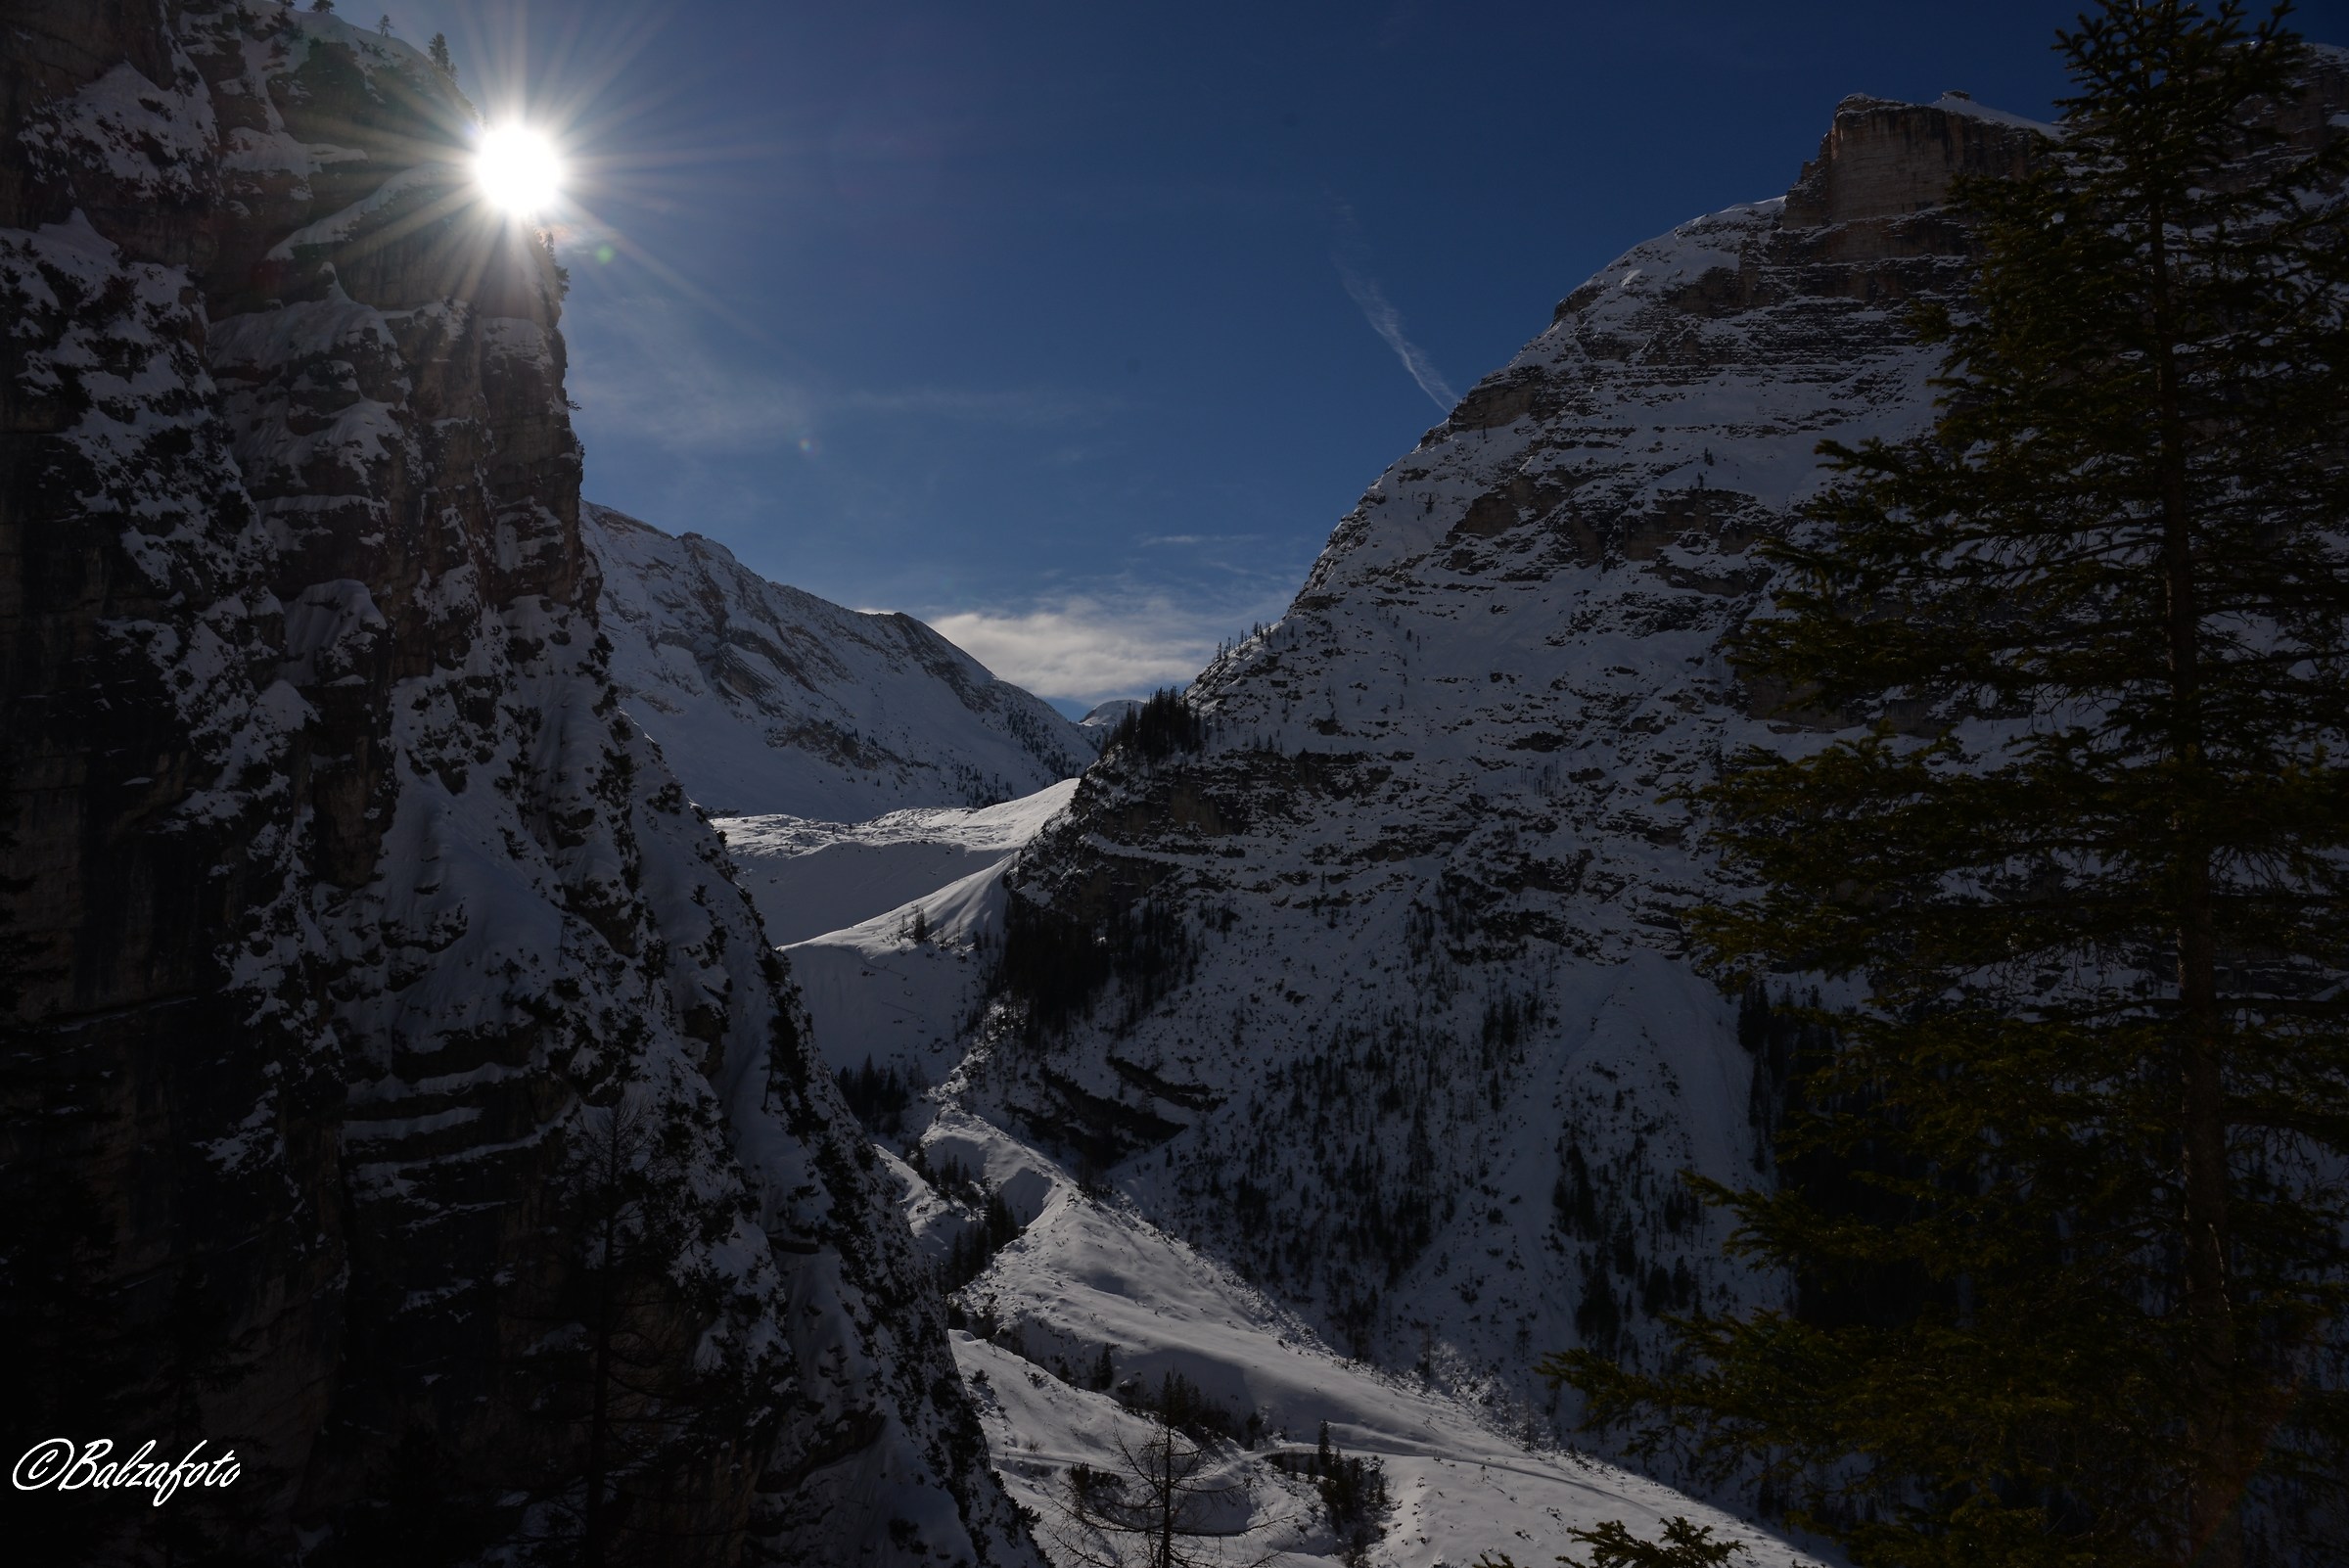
475;124;562;214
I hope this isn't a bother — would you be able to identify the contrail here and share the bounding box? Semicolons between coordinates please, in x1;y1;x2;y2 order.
1328;210;1456;411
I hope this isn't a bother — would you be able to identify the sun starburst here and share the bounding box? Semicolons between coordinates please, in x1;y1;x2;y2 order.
474;123;563;215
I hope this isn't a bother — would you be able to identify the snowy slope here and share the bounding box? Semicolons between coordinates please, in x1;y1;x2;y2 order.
719;779;1078;945
679;781;1079;1095
783;849;1020;1088
1080;699;1143;730
586;503;1097;819
911;1111;1814;1568
756;837;1820;1566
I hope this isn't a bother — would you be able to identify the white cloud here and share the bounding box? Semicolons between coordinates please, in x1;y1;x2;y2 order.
1139;532;1260;547
926;590;1284;707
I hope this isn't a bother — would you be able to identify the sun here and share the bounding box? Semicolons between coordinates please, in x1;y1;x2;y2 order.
475;124;563;215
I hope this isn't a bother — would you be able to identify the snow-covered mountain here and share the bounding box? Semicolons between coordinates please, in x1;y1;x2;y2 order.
674;89;2071;1561
0;6;1032;1564
585;503;1097;820
728;796;1822;1564
937;70;2349;1481
1079;698;1143;731
942;91;2059;1421
722;779;1079;946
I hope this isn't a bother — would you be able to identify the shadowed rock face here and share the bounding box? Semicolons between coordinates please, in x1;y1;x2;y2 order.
0;5;1033;1565
1781;93;2037;228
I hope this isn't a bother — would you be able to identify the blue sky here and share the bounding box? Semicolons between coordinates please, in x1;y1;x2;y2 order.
381;0;2348;711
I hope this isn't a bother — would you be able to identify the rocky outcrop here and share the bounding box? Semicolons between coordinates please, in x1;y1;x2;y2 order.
1781;92;2039;228
0;4;1032;1564
585;504;1097;821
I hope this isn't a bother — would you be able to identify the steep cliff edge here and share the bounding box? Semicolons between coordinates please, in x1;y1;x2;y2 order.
0;3;1032;1563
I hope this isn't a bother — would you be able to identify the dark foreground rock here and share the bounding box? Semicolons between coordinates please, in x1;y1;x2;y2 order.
0;4;1033;1564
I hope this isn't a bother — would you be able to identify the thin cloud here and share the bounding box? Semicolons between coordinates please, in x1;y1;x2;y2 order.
1328;201;1456;412
926;587;1288;707
1335;260;1456;412
840;386;1113;427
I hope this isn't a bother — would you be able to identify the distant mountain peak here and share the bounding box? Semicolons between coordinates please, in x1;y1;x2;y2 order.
1079;697;1143;729
585;501;1098;820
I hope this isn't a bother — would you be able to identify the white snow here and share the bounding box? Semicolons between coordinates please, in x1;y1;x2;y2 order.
720;778;1079;945
1928;93;2060;135
750;782;1082;1081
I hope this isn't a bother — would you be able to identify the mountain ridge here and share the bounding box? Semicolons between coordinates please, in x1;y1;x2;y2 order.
926;80;2116;1446
942;55;2349;1471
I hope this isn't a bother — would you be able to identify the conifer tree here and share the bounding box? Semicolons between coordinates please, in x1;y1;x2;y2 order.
1554;6;2349;1567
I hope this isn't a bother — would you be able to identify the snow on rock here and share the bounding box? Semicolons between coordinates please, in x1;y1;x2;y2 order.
586;503;1099;820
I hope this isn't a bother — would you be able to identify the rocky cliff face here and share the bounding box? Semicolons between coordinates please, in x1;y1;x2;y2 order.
584;503;1097;822
0;4;1032;1563
957;90;2052;1416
